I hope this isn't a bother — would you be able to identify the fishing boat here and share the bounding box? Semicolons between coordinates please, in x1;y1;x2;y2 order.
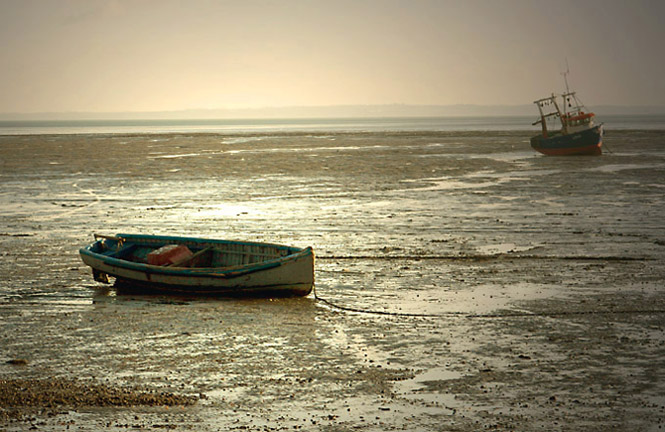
530;72;603;156
79;234;315;297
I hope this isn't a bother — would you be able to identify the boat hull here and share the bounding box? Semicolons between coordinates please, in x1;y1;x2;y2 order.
80;234;315;297
530;124;603;156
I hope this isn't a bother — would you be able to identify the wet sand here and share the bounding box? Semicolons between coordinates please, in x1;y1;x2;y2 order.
1;130;664;430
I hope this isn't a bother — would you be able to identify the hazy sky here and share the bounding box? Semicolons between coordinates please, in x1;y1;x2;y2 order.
1;0;664;113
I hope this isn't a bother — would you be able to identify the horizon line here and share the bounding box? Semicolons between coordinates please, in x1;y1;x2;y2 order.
2;103;665;120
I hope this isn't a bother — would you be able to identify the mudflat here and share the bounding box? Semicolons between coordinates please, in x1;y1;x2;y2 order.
1;130;664;431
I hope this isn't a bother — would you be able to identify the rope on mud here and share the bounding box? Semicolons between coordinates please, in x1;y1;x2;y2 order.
603;141;614;154
467;309;665;318
317;255;649;261
314;255;659;317
313;285;463;318
313;286;665;319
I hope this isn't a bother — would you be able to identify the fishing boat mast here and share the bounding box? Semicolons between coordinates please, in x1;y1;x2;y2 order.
561;65;571;119
533;66;586;136
532;94;563;137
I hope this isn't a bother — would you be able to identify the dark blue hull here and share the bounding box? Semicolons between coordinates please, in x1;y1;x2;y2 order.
530;124;603;156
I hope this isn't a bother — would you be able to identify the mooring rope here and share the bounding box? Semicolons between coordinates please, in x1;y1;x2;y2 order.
317;255;649;261
312;285;665;319
313;286;462;318
313;253;659;317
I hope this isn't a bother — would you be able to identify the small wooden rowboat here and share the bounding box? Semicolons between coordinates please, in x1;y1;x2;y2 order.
79;234;315;297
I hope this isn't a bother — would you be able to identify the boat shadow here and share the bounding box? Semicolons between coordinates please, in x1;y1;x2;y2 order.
90;282;317;307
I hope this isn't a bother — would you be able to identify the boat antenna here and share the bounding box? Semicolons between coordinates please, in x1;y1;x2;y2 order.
561;58;571;95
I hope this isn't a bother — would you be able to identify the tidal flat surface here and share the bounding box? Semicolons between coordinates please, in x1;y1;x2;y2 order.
1;130;664;430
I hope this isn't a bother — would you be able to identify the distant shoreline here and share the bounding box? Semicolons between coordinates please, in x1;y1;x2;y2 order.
1;114;664;136
2;104;665;122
